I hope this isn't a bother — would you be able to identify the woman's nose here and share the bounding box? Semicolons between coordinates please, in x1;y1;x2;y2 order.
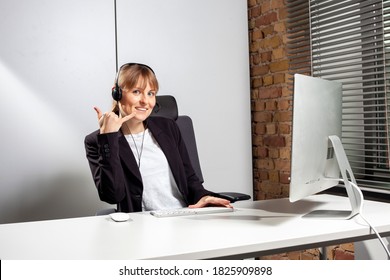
139;93;146;103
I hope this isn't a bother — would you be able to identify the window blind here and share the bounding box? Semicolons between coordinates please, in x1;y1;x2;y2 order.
287;0;390;193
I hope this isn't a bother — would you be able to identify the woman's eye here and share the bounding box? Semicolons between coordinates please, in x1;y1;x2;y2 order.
132;90;141;95
148;91;156;97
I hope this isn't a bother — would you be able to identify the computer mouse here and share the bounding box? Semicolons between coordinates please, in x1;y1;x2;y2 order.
109;212;130;222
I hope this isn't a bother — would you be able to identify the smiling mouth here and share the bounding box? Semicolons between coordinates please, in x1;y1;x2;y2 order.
135;107;148;112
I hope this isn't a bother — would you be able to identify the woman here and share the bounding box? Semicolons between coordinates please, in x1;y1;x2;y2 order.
84;63;231;212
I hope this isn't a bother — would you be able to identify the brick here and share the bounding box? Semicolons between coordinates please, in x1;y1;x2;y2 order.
269;59;289;72
259;87;282;99
254;123;266;135
274;22;286;32
253;111;272;123
279;7;288;20
252;53;262;65
251;65;269;76
286;251;301;260
252;77;263;88
278;123;291;134
281;185;290;197
257;147;268;158
279;148;291;160
265;100;277;111
261;51;272;62
250;41;260;53
263;75;273;86
340;243;354;252
271;0;285;10
256;159;275;170
274;73;286;84
273;111;292;122
259;171;269;180
280;172;291;184
274;159;291;172
252;29;263;41
272;47;286;60
252;135;264;146
249;6;262;18
251;88;259;99
259;36;281;49
268;148;279;159
333;248;354;260
277;99;291;110
254;100;266;111
261;26;274;37
248;0;257;8
264;135;285;147
266;123;276;134
260;181;284;197
269;170;279;182
261;1;272;14
282;86;293;97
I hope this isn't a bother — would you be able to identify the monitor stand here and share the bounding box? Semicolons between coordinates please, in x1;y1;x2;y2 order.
303;135;364;219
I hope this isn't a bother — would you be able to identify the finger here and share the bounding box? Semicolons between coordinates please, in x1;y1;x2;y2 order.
188;203;200;209
121;111;136;123
188;196;212;209
213;197;233;208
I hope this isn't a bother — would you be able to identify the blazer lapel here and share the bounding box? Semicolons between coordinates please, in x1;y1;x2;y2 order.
118;131;143;183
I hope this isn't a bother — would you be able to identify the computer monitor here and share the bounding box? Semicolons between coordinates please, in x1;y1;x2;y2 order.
289;74;364;219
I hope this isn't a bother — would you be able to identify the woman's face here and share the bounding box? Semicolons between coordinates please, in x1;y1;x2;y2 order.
120;78;157;123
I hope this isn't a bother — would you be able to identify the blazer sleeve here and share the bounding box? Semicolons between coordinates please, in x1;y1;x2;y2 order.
84;130;127;205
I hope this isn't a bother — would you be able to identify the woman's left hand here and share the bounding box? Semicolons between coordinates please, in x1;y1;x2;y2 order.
188;196;233;209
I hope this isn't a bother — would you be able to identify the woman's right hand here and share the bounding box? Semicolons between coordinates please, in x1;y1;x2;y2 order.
94;106;136;134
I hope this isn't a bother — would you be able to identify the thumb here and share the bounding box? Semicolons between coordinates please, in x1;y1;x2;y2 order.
94;106;104;127
93;106;103;119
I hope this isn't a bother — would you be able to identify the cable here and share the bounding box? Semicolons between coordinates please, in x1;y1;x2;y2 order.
114;0;118;72
338;179;390;259
358;213;390;260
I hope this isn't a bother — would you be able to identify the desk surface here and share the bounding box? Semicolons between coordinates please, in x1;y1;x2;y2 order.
1;194;390;259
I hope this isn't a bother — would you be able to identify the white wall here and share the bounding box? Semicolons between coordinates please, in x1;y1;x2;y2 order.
0;0;115;223
0;0;252;224
116;0;253;194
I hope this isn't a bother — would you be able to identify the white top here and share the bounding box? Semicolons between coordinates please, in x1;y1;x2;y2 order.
125;129;186;211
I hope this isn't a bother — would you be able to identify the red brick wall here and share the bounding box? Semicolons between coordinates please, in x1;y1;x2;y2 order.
248;0;292;201
247;0;354;260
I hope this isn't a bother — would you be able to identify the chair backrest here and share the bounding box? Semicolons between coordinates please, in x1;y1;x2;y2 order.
152;95;204;183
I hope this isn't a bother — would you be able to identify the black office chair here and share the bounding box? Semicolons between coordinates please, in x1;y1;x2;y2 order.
96;95;250;215
153;95;251;201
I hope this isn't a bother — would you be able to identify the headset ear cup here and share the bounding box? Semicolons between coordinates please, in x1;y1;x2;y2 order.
112;86;122;101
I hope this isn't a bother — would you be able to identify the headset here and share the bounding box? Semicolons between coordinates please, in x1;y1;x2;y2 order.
111;63;155;101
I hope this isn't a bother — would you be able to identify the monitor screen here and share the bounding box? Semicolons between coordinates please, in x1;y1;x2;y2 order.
289;74;343;202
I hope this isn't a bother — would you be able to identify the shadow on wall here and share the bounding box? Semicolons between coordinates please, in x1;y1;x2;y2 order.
0;171;107;224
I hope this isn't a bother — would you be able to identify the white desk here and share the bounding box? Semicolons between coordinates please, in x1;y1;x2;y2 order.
1;194;390;259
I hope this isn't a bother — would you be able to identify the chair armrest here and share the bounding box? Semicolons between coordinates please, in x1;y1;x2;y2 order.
216;192;251;203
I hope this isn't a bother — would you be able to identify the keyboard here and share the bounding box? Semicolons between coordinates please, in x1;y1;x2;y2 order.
150;207;234;218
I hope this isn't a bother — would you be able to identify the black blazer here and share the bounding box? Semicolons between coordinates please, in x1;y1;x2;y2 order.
84;116;213;212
